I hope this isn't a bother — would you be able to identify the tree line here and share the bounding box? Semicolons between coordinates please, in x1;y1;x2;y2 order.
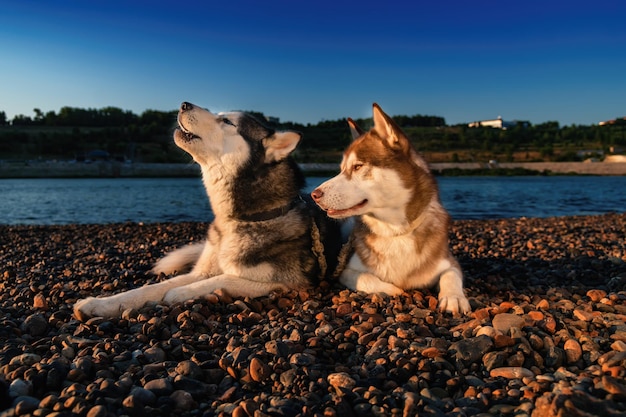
0;107;624;164
1;107;175;128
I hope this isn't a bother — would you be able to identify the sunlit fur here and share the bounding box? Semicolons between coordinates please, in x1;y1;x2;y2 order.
74;102;342;320
312;103;470;315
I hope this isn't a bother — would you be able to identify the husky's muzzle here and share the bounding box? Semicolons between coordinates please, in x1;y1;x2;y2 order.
177;102;201;141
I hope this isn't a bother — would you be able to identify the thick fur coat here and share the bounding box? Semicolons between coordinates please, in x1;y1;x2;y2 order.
311;103;470;314
74;102;342;320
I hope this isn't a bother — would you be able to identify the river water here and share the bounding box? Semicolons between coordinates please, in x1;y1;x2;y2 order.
1;176;625;225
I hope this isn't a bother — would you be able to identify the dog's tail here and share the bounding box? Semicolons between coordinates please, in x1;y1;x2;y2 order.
151;242;205;275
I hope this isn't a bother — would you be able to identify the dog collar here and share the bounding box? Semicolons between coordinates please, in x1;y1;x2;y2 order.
236;197;302;222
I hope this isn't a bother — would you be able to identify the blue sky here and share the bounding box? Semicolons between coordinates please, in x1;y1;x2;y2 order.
1;0;625;126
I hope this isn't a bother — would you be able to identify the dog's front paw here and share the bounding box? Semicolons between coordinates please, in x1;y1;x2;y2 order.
74;297;121;321
341;271;405;296
163;287;196;305
379;282;405;297
438;294;471;315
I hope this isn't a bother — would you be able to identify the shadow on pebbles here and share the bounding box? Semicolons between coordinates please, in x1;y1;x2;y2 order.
1;213;626;416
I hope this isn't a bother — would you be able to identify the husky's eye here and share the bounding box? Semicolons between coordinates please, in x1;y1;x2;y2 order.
353;163;363;172
220;117;236;127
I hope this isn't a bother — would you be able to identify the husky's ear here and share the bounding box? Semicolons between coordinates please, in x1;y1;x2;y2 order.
372;103;409;152
263;131;301;163
347;118;365;140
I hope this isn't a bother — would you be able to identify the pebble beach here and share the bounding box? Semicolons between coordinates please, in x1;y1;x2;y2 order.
1;213;626;417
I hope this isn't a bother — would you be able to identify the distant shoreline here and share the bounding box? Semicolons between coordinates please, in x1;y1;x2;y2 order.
1;160;626;178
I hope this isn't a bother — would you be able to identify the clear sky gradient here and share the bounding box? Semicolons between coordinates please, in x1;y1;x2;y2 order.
1;0;625;126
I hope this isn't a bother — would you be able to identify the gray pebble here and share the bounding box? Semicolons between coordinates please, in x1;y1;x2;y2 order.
143;378;173;396
175;360;203;380
170;390;197;410
9;379;32;398
9;353;41;367
14;395;40;414
143;346;166;363
450;335;494;364
21;314;49;336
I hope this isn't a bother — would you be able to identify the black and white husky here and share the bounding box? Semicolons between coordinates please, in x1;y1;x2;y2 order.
74;102;342;320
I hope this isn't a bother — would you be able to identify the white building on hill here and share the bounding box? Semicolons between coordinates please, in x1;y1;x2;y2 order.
468;116;518;130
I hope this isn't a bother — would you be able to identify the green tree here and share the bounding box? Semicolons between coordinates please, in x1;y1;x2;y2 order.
33;108;44;125
11;114;34;125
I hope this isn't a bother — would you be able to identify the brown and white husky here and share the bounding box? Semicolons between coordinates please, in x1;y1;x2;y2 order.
311;103;470;314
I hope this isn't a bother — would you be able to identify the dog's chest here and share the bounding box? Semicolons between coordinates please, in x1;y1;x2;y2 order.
209;215;307;267
357;230;422;280
207;221;245;262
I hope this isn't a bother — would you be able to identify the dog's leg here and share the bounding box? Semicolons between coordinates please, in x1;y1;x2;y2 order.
437;265;471;315
340;255;404;295
163;275;289;305
73;272;206;320
151;242;206;275
340;268;404;295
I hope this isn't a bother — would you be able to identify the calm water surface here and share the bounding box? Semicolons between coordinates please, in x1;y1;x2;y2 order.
1;176;625;225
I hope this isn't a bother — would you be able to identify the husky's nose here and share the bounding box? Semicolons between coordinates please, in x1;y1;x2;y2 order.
311;188;323;202
181;102;194;112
